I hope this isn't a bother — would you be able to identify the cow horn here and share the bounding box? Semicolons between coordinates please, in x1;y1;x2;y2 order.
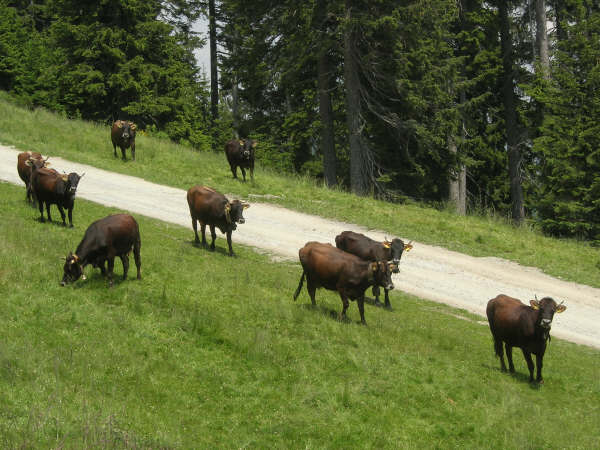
80;172;85;177
224;203;232;223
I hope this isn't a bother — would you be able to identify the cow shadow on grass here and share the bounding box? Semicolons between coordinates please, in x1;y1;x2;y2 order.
297;303;363;325
189;240;236;257
483;363;542;388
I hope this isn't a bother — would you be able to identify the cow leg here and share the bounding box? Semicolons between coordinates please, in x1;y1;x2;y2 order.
209;225;217;251
38;201;45;222
357;296;367;325
241;167;246;182
505;344;515;372
384;288;392;309
535;354;544;383
57;204;66;226
230;164;238;179
99;260;106;276
339;294;350;321
522;349;535;382
250;165;254;181
306;276;317;306
192;218;200;245
133;240;142;280
494;337;507;372
121;147;127;160
120;254;129;280
226;230;234;256
372;285;382;306
131;143;135;161
45;203;52;222
68;207;74;227
113;144;118;158
201;223;207;247
107;257;115;287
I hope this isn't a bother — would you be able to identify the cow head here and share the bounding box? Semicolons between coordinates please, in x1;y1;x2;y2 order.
59;172;83;195
25;156;50;170
61;252;83;286
224;200;250;229
370;260;395;291
530;296;567;330
240;139;256;160
118;121;136;141
382;238;412;273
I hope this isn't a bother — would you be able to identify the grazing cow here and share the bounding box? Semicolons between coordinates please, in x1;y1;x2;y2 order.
31;168;83;227
61;214;141;287
224;139;256;181
17;151;50;203
335;231;412;309
111;120;137;160
293;242;396;325
187;185;249;256
486;294;566;383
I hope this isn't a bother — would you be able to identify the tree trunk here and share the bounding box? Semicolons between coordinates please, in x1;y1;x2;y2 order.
535;0;550;80
499;1;524;223
448;134;460;209
317;0;337;188
209;0;219;122
344;1;369;195
232;80;239;139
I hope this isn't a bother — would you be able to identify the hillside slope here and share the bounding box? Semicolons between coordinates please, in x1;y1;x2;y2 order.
2;145;599;348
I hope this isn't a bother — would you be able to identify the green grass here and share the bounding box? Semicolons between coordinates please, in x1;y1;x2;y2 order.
0;92;599;288
1;182;599;448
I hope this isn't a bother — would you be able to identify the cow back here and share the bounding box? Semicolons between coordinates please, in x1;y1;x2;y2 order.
77;214;140;260
487;294;537;345
17;151;43;183
335;231;386;262
187;185;228;223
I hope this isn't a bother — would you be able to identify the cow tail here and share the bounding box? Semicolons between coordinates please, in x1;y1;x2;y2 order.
293;270;306;301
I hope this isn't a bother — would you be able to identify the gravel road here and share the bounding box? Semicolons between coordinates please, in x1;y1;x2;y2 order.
2;145;599;348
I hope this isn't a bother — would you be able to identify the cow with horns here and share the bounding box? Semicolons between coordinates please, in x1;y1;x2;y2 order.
186;185;250;256
335;230;412;309
61;214;141;287
31;167;83;227
294;241;396;325
17;151;50;203
486;294;566;383
111;120;137;161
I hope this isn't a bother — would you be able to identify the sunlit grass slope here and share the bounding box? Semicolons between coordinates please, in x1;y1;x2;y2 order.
1;182;599;448
0;91;599;289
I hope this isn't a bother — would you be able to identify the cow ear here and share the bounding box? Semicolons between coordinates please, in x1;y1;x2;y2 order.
530;300;540;310
252;141;257;148
382;241;391;249
404;242;413;252
130;123;136;131
389;263;398;272
239;140;244;145
242;202;250;209
370;262;378;272
117;122;123;128
555;304;567;313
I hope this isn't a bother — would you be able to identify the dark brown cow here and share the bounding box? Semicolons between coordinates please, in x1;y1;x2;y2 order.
31;167;83;227
61;214;141;287
486;294;566;383
111;120;137;160
17;151;50;203
293;242;396;325
187;185;249;256
224;139;256;181
335;230;412;309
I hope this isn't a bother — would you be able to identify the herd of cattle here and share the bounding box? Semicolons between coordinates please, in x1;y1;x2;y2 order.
13;122;567;384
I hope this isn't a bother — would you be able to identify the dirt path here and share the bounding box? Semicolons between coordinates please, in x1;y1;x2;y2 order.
2;145;599;348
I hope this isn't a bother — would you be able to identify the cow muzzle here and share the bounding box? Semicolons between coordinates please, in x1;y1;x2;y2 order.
540;318;552;329
238;218;245;224
386;283;395;291
392;260;400;273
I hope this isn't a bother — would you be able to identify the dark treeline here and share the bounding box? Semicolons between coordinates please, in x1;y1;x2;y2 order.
1;1;600;242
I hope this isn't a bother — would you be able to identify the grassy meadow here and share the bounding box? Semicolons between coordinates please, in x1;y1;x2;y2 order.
0;92;599;288
1;182;599;448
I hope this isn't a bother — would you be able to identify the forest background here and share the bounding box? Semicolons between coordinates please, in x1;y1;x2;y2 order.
1;0;599;242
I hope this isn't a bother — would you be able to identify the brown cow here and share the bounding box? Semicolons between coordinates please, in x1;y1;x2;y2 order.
224;139;256;181
187;185;249;256
31;167;83;227
293;242;396;325
61;214;141;287
17;151;50;203
486;294;566;383
335;230;412;309
111;120;137;160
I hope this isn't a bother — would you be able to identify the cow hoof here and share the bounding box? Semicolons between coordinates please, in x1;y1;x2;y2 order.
384;304;393;311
